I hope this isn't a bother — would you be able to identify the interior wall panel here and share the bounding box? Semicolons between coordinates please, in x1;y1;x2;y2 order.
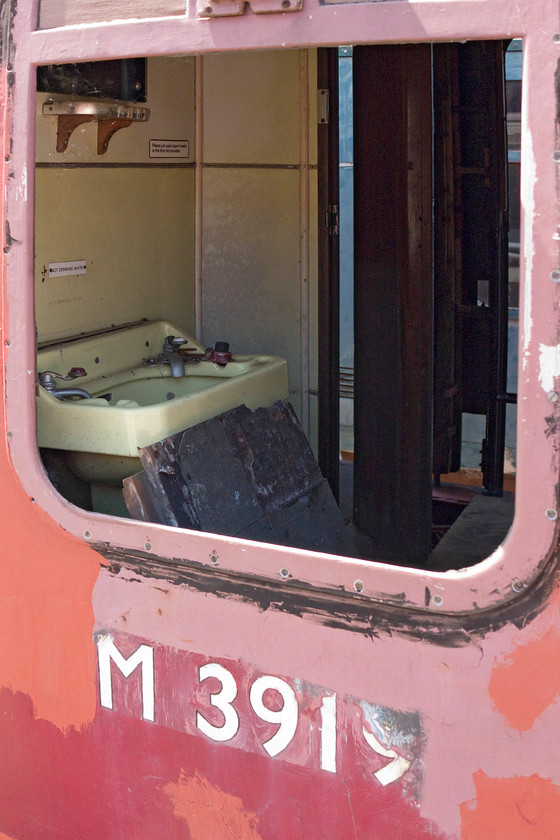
35;168;195;342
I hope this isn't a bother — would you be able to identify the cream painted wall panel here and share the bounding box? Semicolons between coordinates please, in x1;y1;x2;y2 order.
36;57;195;165
35;168;195;342
202;51;300;165
200;168;301;416
308;50;318;167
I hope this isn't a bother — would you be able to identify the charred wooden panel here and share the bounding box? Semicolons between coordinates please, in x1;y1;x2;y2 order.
124;401;353;555
352;44;433;565
452;41;509;493
433;44;462;476
317;48;341;499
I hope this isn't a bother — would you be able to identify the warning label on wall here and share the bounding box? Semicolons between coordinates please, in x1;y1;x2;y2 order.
48;260;87;277
149;140;189;158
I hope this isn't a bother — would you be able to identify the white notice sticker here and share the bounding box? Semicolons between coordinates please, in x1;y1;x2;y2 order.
48;260;87;277
149;139;189;159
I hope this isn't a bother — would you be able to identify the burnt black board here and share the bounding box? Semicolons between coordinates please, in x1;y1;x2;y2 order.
123;401;353;556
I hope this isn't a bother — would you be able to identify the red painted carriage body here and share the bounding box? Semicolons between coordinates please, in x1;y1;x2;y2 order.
1;0;560;837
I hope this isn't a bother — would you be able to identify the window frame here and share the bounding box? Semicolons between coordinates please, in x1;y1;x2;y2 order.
4;0;560;615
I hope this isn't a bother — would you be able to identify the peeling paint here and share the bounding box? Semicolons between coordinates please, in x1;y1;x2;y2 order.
522;130;536;361
489;625;560;730
461;771;560;839
165;770;263;840
15;162;25;203
101;550;558;648
1;2;560;839
0;485;100;731
538;343;560;394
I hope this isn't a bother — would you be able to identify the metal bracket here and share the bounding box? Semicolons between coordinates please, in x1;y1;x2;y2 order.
96;120;134;155
43;100;150;155
318;89;329;124
325;205;339;236
53;115;134;155
198;0;301;16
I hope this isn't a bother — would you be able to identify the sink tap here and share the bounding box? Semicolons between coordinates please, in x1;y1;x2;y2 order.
158;336;187;378
50;387;92;400
39;369;92;399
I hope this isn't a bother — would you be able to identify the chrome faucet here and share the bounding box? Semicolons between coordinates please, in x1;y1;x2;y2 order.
39;369;92;400
157;336;187;378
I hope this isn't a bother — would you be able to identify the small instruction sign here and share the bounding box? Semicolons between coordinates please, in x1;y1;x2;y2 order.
149;139;189;159
48;260;87;277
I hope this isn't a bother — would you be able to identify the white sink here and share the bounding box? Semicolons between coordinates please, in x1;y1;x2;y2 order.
37;320;288;485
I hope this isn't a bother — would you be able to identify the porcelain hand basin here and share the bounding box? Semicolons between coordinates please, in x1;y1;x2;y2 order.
37;321;289;476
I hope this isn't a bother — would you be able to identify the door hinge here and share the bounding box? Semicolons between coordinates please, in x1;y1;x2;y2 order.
325;205;339;235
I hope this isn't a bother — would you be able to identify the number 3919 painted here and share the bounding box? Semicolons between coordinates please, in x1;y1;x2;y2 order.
97;633;418;789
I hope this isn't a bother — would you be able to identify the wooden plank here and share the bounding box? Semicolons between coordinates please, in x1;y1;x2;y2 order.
267;479;352;555
173;414;265;536
429;492;514;571
438;468;516;493
353;44;433;565
122;468;176;526
219;402;323;514
38;0;185;30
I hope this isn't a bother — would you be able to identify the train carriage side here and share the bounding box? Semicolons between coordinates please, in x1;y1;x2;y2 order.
1;0;560;837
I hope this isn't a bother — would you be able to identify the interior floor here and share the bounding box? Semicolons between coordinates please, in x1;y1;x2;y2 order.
339;461;514;571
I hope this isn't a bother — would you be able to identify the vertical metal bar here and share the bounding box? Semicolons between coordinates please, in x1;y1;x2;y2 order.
483;42;509;495
299;49;310;439
194;55;203;344
317;48;340;499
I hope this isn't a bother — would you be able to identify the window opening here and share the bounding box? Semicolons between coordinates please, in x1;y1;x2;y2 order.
337;46;354;465
338;41;520;569
34;43;521;574
37;59;147;103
